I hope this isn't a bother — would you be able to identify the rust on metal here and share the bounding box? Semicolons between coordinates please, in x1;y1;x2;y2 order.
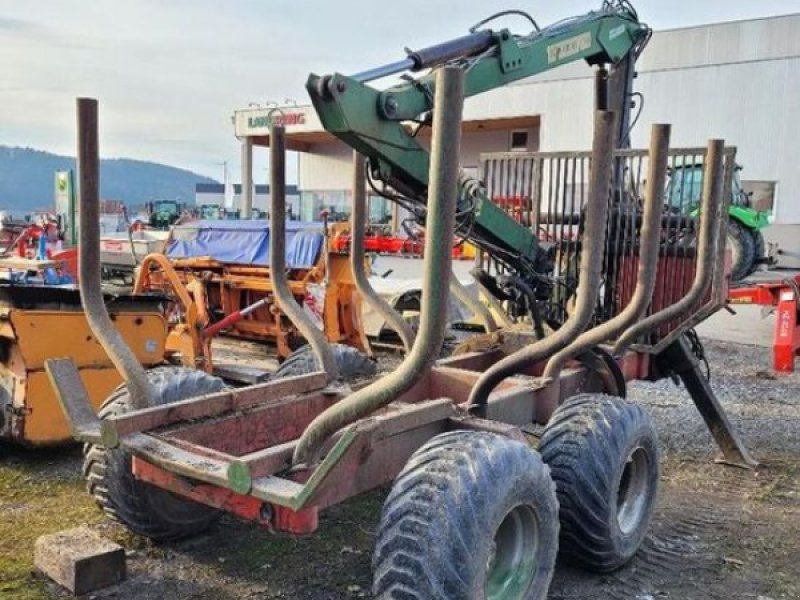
104;372;328;440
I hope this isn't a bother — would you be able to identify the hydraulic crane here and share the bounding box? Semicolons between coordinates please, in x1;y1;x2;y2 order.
307;0;651;315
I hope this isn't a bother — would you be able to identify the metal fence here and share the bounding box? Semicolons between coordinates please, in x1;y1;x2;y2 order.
478;147;736;351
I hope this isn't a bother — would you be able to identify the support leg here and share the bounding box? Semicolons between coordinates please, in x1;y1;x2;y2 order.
773;289;799;373
656;335;758;468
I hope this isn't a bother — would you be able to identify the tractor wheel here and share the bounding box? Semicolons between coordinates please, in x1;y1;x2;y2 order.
373;431;559;600
727;220;756;281
83;367;227;541
271;343;376;382
750;229;766;275
539;394;659;572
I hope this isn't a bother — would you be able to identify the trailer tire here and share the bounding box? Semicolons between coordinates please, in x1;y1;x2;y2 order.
539;394;659;572
83;367;227;541
272;343;376;382
727;220;755;281
373;431;559;600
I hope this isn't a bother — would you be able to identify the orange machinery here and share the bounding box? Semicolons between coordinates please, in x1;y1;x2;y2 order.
133;219;372;369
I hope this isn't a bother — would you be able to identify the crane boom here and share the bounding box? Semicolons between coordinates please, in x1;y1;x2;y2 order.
307;1;650;300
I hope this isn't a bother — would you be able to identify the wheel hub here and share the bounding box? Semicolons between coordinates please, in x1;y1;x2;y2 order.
485;504;539;600
616;446;650;535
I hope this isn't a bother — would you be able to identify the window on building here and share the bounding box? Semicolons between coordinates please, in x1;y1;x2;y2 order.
510;130;528;151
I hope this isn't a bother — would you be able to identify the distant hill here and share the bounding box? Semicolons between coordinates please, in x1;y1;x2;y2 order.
0;146;218;213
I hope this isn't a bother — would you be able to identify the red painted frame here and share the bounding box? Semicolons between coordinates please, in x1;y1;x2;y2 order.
728;275;800;373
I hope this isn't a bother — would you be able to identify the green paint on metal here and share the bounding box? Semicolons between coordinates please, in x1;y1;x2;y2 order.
373;13;646;122
473;195;538;258
670;163;771;232
306;74;430;187
729;204;769;230
497;32;523;74
227;461;253;495
241;427;360;511
292;426;360;510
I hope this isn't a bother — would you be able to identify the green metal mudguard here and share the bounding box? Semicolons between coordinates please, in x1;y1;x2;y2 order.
690;205;770;231
728;205;770;230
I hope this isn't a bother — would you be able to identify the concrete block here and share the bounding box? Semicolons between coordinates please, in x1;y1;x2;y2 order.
34;526;126;595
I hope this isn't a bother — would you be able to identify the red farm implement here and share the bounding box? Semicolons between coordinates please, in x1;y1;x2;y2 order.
728;275;800;373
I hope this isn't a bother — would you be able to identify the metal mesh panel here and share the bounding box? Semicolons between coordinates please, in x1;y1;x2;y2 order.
478;147;735;351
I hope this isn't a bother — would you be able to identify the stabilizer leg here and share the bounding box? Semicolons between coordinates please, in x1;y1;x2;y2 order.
656;335;758;469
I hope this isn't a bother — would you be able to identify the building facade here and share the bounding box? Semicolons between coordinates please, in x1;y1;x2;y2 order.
233;12;800;264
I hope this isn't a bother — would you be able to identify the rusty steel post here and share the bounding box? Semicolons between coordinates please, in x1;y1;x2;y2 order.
76;98;153;411
614;139;725;353
269;124;339;379
292;66;465;466
542;123;671;381
350;152;415;352
467;110;616;410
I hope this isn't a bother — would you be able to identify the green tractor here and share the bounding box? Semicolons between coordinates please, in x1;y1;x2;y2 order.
667;164;770;281
147;199;183;230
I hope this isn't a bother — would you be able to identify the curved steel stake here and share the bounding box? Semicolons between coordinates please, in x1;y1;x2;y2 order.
351;152;415;352
76;98;152;410
269;124;338;379
542;123;671;381
292;66;465;466
466;110;616;410
614;139;725;353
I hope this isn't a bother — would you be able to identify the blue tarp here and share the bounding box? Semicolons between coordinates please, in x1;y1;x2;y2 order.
165;219;324;268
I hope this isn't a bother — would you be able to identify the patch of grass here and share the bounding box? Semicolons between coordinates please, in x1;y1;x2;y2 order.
204;490;385;596
0;447;102;600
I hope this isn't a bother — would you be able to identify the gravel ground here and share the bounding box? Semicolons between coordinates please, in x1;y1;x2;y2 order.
629;338;800;458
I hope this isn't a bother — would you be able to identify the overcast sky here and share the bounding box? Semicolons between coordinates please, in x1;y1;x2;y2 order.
1;0;798;182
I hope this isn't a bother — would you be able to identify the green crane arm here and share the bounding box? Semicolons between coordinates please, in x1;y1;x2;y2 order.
306;2;650;280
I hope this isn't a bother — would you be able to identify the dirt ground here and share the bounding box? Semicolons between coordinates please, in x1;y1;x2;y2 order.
1;338;798;600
